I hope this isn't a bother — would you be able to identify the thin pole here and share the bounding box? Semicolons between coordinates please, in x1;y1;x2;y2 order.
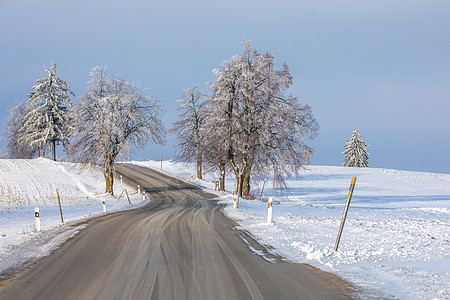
334;176;357;251
267;197;273;224
259;175;268;200
34;207;40;232
125;189;131;205
56;189;64;224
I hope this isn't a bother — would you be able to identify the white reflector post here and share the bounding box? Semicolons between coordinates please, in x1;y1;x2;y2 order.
34;207;40;232
267;197;273;224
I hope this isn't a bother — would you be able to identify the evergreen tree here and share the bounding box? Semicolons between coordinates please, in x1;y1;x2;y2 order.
20;62;74;161
343;129;370;167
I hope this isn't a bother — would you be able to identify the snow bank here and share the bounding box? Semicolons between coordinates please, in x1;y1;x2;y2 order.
0;158;148;278
139;161;450;300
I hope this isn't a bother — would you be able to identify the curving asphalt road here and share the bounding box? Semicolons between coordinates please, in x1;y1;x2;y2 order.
0;164;354;299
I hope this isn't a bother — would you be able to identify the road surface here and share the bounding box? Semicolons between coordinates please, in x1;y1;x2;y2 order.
0;164;354;299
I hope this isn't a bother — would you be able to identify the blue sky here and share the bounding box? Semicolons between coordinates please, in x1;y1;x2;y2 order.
1;0;449;173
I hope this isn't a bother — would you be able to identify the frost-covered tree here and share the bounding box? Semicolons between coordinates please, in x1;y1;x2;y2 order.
20;62;74;161
343;129;370;167
3;101;37;158
206;41;319;197
169;84;207;180
201;113;229;191
69;66;165;195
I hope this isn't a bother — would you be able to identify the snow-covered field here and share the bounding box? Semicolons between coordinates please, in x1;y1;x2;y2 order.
0;158;148;277
136;160;450;300
1;158;449;299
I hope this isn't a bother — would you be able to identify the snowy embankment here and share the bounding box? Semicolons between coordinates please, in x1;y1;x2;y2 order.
0;158;147;277
135;160;450;300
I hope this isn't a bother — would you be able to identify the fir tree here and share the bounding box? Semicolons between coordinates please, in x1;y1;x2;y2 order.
343;129;370;167
20;62;74;161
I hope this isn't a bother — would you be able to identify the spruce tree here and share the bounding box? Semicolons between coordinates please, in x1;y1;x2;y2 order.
20;62;74;161
343;129;370;167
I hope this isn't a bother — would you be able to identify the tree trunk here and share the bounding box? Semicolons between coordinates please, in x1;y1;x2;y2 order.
197;147;203;180
240;160;252;198
219;161;226;191
104;157;114;195
51;140;56;161
242;172;251;199
236;173;244;198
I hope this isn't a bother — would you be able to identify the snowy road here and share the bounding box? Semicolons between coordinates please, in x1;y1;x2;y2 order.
0;164;353;299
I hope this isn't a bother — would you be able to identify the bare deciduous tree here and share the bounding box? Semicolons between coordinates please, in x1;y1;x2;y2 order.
3;101;37;158
170;84;207;180
206;41;319;197
69;66;165;195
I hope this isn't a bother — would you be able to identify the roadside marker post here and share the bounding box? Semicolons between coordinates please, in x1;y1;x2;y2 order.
233;193;238;210
125;189;131;205
233;179;241;209
267;197;273;224
142;191;146;202
56;189;64;224
334;176;357;251
102;200;107;213
34;207;40;232
137;185;141;194
120;175;123;184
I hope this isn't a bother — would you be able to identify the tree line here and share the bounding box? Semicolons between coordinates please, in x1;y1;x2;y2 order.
5;41;338;197
4;63;165;195
171;41;320;197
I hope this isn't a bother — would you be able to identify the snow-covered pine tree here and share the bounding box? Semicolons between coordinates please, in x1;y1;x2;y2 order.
20;62;74;161
343;129;370;167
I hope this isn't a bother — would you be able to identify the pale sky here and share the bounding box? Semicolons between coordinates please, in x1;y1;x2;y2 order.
1;0;449;173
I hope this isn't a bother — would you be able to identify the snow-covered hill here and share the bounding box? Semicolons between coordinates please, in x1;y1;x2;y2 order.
135;160;450;300
1;159;449;299
0;158;147;277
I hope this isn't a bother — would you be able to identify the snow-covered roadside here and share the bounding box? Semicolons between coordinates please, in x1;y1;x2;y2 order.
134;160;450;300
0;158;148;278
1;158;448;299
